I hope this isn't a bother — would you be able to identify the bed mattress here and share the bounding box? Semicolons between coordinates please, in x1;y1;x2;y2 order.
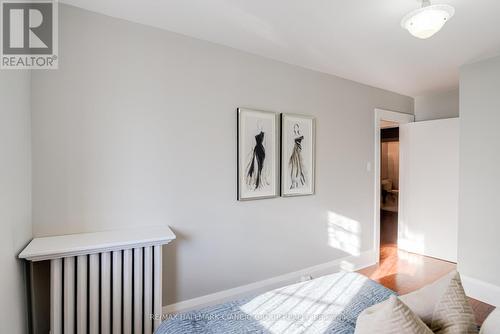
155;272;394;334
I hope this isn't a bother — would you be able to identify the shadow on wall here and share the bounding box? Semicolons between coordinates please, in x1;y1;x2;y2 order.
222;2;285;47
163;227;188;306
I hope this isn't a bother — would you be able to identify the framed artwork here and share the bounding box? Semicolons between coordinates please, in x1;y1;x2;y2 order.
237;108;280;200
281;113;315;196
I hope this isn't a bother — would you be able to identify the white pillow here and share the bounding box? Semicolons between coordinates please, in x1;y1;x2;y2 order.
357;272;479;334
397;271;477;334
399;270;457;325
355;295;433;334
431;272;478;334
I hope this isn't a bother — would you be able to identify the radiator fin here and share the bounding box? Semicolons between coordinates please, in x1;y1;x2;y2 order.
50;246;161;334
63;257;75;333
89;253;99;334
111;251;122;334
76;255;87;334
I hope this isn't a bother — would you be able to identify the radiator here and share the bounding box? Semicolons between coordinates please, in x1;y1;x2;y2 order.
19;227;176;334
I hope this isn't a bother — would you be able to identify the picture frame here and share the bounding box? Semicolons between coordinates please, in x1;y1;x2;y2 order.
237;108;280;201
281;113;315;197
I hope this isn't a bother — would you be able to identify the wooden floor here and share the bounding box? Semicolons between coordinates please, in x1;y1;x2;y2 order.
358;212;495;325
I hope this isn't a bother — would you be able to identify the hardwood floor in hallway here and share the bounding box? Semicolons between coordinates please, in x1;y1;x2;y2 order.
358;244;496;325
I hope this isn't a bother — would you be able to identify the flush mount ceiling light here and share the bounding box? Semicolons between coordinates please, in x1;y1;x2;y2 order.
401;0;455;39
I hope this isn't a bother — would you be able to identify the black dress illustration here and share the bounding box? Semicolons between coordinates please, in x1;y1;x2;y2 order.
289;125;306;189
246;131;266;189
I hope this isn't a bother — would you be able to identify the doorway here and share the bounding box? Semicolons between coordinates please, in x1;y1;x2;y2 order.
373;109;414;261
380;123;399;247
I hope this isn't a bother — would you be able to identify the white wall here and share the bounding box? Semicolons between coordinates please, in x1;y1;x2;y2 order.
0;72;32;334
399;118;459;262
459;55;500;290
31;5;413;305
414;89;459;121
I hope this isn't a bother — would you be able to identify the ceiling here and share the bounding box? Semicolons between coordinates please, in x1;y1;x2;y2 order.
61;0;500;97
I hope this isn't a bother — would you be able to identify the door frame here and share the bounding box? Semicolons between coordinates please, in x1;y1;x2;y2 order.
373;109;415;261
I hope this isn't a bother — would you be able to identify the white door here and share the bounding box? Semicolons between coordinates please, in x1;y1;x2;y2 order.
399;118;459;262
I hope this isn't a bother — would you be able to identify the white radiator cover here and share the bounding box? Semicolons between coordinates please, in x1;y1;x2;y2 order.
19;227;176;334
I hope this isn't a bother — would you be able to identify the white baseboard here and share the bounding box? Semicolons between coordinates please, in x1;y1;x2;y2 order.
462;275;500;307
163;250;377;314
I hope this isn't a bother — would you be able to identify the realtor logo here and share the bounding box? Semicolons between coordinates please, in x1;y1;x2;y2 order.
1;0;58;69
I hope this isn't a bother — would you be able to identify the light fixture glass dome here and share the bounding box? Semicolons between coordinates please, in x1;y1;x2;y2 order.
401;2;455;39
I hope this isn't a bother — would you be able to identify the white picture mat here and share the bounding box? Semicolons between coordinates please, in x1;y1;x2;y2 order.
238;109;278;199
282;114;315;196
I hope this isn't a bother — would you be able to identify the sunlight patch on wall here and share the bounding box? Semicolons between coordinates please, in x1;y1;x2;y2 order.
327;211;361;256
398;224;426;255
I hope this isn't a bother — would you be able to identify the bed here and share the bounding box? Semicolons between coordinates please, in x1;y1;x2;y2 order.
155;272;394;334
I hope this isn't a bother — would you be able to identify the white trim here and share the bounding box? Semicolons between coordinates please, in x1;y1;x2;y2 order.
18;226;176;261
462;275;500;307
373;109;414;261
162;250;377;314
